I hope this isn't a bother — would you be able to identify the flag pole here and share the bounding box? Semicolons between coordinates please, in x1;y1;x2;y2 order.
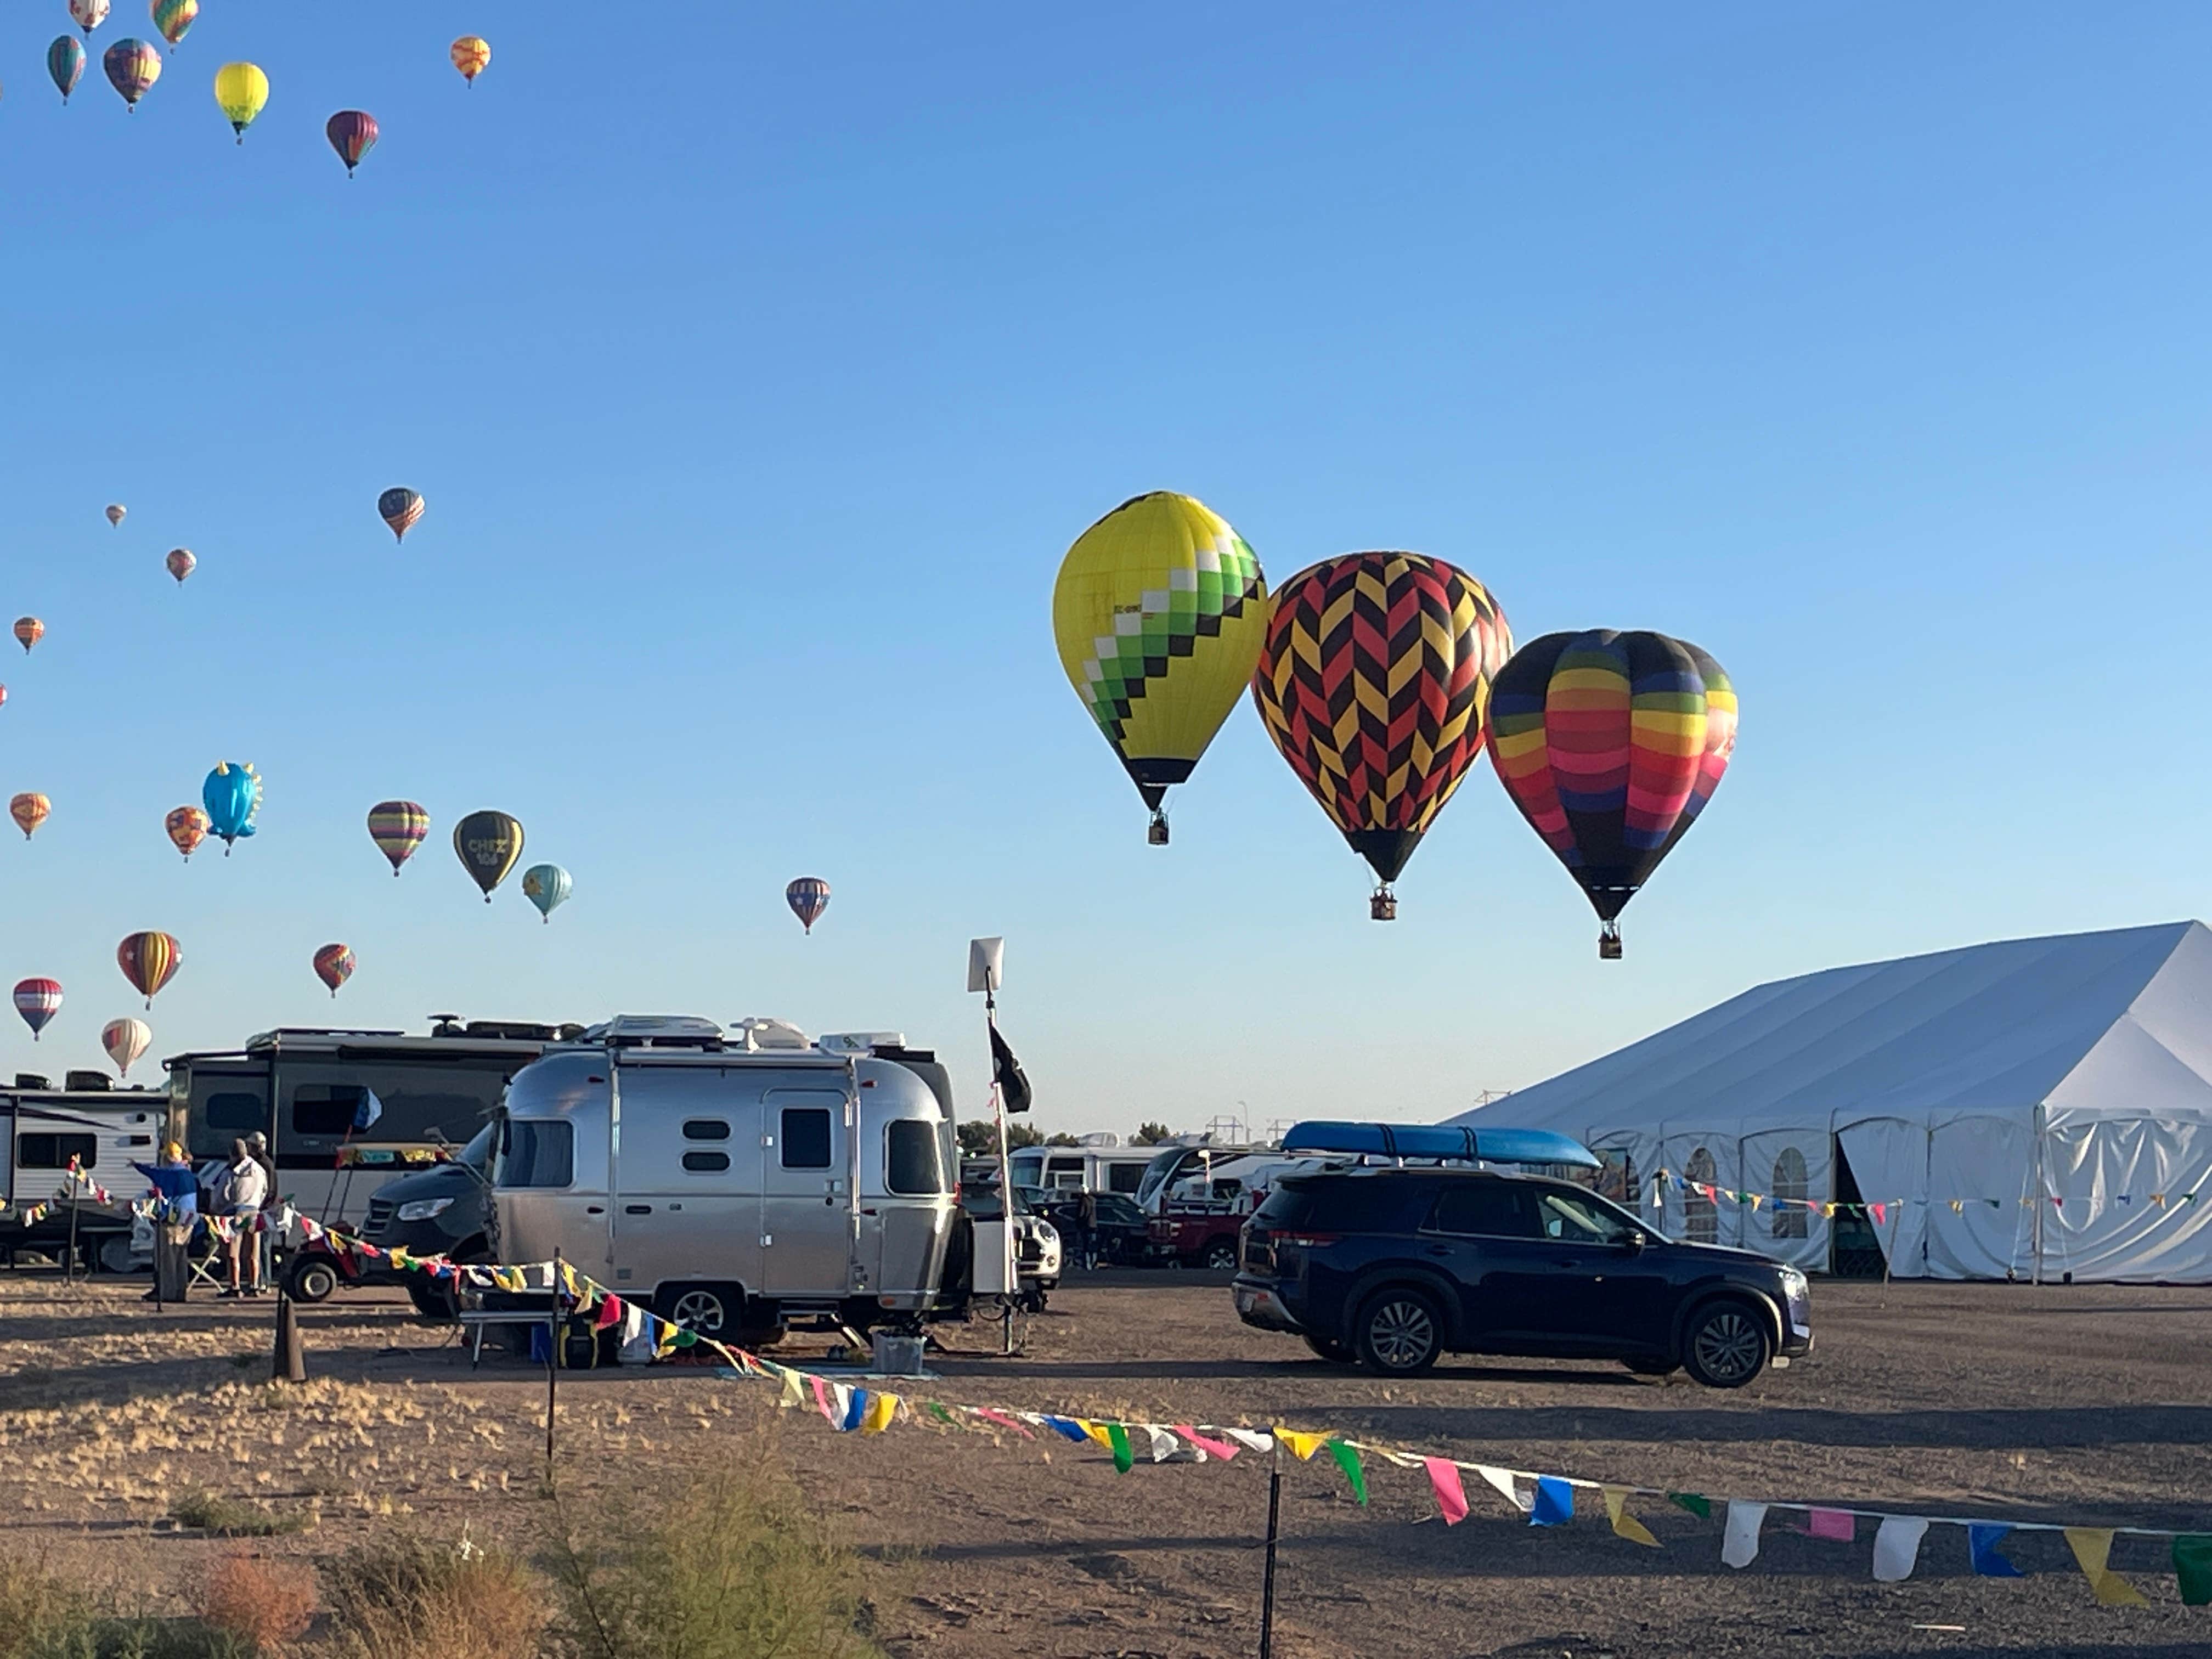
986;983;1017;1357
1257;1438;1283;1659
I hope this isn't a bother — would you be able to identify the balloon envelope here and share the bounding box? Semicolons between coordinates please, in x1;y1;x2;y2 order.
48;37;86;101
151;0;196;46
9;793;50;840
165;548;195;584
201;761;261;848
117;932;181;1007
327;110;378;175
312;943;355;997
521;864;572;923
450;36;490;83
212;60;266;137
1486;630;1737;950
1051;492;1269;840
70;0;109;35
376;487;422;540
104;502;125;527
103;38;160;106
103;1017;151;1077
786;877;831;934
1250;552;1511;903
13;979;62;1039
164;805;209;859
453;810;523;901
368;800;430;875
15;617;43;653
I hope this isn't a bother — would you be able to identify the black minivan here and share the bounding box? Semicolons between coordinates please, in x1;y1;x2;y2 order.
1234;1167;1812;1387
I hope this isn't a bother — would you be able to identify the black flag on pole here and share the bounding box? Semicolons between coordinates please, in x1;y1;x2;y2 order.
991;1022;1033;1114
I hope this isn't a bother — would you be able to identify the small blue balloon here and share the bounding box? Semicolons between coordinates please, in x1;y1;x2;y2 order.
202;761;262;853
521;862;572;923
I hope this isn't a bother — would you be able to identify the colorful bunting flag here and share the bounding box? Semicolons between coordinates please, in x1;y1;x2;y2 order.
839;1387;867;1432
777;1367;803;1410
1872;1516;1929;1582
1325;1441;1368;1505
861;1392;898;1436
1531;1477;1574;1527
1722;1501;1767;1568
1274;1427;1330;1462
1175;1425;1240;1460
1805;1507;1855;1543
2174;1534;2212;1606
1475;1465;1531;1514
1667;1492;1711;1519
2063;1528;2149;1607
1422;1458;1469;1526
1602;1487;1660;1548
1105;1423;1133;1474
1968;1522;2024;1578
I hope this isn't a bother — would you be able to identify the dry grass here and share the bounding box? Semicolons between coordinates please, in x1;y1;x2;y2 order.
321;1534;544;1659
167;1492;307;1539
191;1556;314;1655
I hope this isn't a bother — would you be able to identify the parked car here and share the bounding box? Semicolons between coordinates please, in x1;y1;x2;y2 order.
1019;1187;1148;1266
1233;1166;1812;1387
961;1177;1060;1307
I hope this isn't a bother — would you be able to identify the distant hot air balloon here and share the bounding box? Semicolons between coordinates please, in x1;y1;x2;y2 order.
0;686;8;710
1250;552;1512;920
312;943;355;998
326;110;377;176
377;487;422;541
15;618;43;653
786;877;830;935
105;503;125;527
211;60;266;142
103;1017;151;1077
450;36;490;86
70;0;109;36
48;37;85;103
1051;492;1271;845
117;931;180;1007
201;760;261;853
13;980;62;1041
453;809;523;901
103;38;160;110
367;800;430;876
164;804;209;860
9;793;50;840
1487;630;1737;959
150;0;195;47
165;547;195;584
521;863;571;924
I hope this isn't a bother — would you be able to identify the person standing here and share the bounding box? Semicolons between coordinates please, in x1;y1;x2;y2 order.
1076;1189;1099;1272
216;1139;269;1297
245;1131;279;1290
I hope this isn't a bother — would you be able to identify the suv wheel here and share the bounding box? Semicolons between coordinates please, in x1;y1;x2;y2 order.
1203;1239;1239;1272
1354;1286;1443;1376
289;1257;339;1304
1681;1301;1770;1388
1301;1334;1356;1365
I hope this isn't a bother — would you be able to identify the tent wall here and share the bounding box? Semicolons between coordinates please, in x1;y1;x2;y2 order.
1921;1111;2039;1278
2038;1108;2212;1282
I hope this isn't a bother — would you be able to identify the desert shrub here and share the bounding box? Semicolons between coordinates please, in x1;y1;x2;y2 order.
166;1494;305;1539
0;1555;93;1659
190;1558;313;1656
549;1448;877;1659
322;1534;544;1659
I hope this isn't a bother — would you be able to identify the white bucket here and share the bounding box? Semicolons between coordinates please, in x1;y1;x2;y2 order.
871;1333;926;1376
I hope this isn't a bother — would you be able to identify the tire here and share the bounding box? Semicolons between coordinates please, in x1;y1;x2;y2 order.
99;1235;140;1276
659;1283;740;1338
407;1275;459;1323
1203;1240;1239;1272
289;1259;340;1304
1622;1357;1680;1378
1353;1285;1444;1376
1680;1300;1771;1389
1020;1288;1048;1313
1302;1334;1356;1365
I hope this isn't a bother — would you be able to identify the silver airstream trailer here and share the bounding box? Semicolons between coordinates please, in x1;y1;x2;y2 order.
490;1016;957;1341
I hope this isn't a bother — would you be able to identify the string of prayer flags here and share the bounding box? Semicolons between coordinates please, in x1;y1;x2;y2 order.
1872;1516;1931;1582
2063;1530;2150;1607
1722;1502;1768;1568
1423;1458;1470;1525
1602;1487;1661;1548
1968;1523;2025;1578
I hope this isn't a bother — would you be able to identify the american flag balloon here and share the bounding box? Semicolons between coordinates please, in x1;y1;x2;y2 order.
13;979;62;1040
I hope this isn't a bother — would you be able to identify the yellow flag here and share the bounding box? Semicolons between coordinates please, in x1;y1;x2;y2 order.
862;1392;899;1435
776;1368;803;1410
1080;1419;1117;1451
2063;1528;2149;1607
1602;1486;1661;1548
1274;1427;1330;1462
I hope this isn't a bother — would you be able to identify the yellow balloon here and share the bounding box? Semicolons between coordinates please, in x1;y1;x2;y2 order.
450;36;490;84
1051;492;1271;842
212;61;267;142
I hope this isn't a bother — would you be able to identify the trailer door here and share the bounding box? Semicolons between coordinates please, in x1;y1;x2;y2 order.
760;1088;853;1298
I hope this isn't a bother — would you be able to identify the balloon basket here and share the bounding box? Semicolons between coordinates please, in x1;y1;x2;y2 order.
1599;922;1622;961
1369;887;1397;923
1146;813;1169;847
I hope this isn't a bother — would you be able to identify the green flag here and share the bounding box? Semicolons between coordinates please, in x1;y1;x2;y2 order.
1107;1422;1133;1475
2175;1535;2212;1606
1325;1441;1368;1505
1667;1492;1712;1518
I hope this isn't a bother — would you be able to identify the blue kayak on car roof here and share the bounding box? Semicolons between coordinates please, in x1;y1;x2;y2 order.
1279;1120;1600;1170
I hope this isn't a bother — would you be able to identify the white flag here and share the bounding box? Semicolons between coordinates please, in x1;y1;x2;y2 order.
1722;1502;1768;1568
1475;1465;1533;1514
1872;1516;1931;1582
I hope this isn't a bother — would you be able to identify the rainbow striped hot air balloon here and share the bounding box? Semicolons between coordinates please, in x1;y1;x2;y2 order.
102;38;161;110
117;931;181;1007
786;877;830;935
13;980;63;1041
1486;630;1737;959
49;37;86;103
327;110;378;177
150;0;196;48
368;800;429;875
312;943;355;997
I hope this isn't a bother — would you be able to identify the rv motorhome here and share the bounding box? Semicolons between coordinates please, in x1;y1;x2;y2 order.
1;1073;166;1273
492;1016;958;1342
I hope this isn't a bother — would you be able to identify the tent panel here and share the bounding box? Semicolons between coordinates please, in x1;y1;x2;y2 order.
2038;1110;2212;1282
1835;1116;1929;1278
1923;1111;2036;1279
1739;1126;1831;1272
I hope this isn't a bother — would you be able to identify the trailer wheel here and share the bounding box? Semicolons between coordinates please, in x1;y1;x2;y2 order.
98;1235;140;1276
289;1258;340;1304
659;1283;741;1338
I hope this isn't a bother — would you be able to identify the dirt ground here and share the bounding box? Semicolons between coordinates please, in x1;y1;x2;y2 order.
2;1267;2209;1659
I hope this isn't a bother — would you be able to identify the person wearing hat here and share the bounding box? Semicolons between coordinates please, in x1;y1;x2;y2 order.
215;1138;270;1296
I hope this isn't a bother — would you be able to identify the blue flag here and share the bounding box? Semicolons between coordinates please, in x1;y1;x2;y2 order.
352;1089;384;1132
1531;1477;1575;1527
1968;1523;2024;1578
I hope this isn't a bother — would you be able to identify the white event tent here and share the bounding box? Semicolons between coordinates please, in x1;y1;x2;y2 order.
1448;921;2212;1282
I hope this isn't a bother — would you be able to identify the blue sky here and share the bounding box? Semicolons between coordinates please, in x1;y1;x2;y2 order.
3;3;2209;1135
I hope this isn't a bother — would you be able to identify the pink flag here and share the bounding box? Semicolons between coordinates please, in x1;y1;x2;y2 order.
1869;1202;1887;1227
973;1408;1035;1440
1806;1508;1855;1542
810;1374;836;1424
1173;1425;1240;1460
1423;1458;1470;1525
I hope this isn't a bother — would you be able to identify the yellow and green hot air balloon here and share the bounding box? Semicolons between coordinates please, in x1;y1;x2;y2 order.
212;61;266;143
1051;491;1269;844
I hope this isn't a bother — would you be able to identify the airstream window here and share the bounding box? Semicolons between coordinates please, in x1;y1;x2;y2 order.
887;1119;946;1195
498;1119;573;1188
682;1150;731;1173
19;1133;97;1170
682;1120;731;1141
781;1108;832;1169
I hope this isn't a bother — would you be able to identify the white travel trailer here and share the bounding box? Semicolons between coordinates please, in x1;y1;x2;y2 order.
1007;1138;1155;1199
1;1075;166;1273
492;1016;958;1341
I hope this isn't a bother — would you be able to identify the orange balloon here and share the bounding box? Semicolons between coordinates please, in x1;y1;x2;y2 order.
10;793;50;840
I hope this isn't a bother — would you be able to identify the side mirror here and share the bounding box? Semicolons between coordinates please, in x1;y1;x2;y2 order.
1623;1230;1647;1252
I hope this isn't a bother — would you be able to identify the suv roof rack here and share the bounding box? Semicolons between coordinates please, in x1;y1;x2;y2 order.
1280;1120;1599;1170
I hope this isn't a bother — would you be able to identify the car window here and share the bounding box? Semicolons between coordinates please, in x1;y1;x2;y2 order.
1425;1183;1538;1239
1537;1188;1634;1244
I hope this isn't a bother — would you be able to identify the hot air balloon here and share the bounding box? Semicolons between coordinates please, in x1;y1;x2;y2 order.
48;37;85;103
0;686;8;710
165;547;195;584
9;793;50;840
70;0;109;36
326;110;377;176
453;810;522;901
150;0;195;47
521;864;571;924
211;60;265;142
103;1017;150;1077
312;943;355;997
786;877;830;935
117;931;180;1007
377;487;422;541
15;618;43;653
1051;492;1271;844
1487;630;1737;959
450;36;490;86
164;805;208;860
201;760;261;852
105;503;125;527
103;38;160;110
1250;552;1512;920
13;980;62;1041
367;800;430;876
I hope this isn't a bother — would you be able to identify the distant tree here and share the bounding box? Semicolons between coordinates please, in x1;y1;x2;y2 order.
1008;1122;1045;1150
1045;1132;1081;1147
1133;1122;1172;1146
958;1120;1045;1158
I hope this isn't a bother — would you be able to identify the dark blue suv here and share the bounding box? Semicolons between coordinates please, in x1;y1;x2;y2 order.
1234;1167;1812;1387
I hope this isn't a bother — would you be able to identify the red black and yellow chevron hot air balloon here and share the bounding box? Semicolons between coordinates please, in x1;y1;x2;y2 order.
117;930;182;1008
1486;630;1736;958
1250;552;1511;919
